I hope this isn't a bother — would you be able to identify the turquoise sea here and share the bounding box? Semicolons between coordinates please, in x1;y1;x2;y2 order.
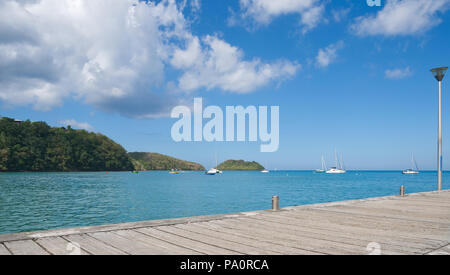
0;171;448;235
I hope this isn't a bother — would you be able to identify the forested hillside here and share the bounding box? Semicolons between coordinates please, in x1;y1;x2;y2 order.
0;117;134;172
129;152;205;171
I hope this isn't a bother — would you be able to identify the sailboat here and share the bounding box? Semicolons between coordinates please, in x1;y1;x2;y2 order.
214;152;222;174
326;149;346;174
206;152;222;175
261;161;269;173
402;154;419;174
205;168;218;175
315;156;327;173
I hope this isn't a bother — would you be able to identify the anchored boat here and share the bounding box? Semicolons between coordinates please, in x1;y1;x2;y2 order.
206;168;218;175
169;169;180;174
326;149;346;174
315;156;327;173
403;154;419;175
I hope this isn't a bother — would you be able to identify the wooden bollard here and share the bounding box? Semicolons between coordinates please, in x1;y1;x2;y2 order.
400;186;405;197
272;196;279;211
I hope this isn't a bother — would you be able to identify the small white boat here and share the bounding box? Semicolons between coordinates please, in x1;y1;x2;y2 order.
403;154;419;175
261;169;269;173
206;168;218;175
326;149;346;174
207;153;222;175
315;156;327;173
402;169;419;175
326;167;346;174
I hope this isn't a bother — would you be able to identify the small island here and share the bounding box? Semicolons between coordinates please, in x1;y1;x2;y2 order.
217;160;265;171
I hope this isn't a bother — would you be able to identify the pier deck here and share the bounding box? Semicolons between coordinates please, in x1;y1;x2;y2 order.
1;190;449;255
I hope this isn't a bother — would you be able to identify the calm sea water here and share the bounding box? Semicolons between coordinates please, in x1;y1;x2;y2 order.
0;171;448;234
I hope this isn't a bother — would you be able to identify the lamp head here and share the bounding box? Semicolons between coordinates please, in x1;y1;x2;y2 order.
431;67;448;82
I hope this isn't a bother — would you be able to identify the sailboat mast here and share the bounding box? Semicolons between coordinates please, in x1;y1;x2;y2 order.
215;152;218;168
412;153;419;171
334;149;338;168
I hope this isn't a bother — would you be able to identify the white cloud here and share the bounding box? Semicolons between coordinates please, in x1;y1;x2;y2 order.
190;0;201;13
332;8;351;23
351;0;450;36
231;0;325;33
315;41;344;68
385;67;412;79
172;35;300;93
58;119;93;131
0;0;298;118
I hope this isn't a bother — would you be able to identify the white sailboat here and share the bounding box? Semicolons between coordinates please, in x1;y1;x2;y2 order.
215;153;222;174
206;152;222;175
402;154;419;175
261;161;269;173
206;168;218;175
326;149;346;174
315;156;327;173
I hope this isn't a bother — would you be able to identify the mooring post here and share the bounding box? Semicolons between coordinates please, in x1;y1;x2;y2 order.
400;186;405;197
272;196;279;211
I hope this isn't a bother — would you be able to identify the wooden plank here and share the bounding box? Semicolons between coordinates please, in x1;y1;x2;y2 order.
169;224;281;255
252;211;442;252
244;214;419;254
35;237;89;255
0;212;243;243
427;244;450;255
88;231;170;255
195;221;324;255
113;230;202;255
0;243;11;255
409;192;450;200
382;197;450;207
186;222;323;255
136;227;240;255
359;201;450;214
4;240;50;255
156;226;256;254
283;209;450;240
63;234;127;255
208;219;380;255
341;199;450;216
278;210;450;247
323;203;450;224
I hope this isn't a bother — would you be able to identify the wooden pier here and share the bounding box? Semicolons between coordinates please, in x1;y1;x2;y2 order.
1;190;449;255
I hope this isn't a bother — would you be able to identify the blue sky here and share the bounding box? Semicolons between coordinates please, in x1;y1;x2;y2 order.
1;0;450;170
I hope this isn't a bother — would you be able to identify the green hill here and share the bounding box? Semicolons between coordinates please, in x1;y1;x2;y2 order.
217;160;265;171
129;152;205;171
0;117;134;172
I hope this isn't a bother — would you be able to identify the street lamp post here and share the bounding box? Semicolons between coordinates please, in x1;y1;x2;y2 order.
431;67;448;191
